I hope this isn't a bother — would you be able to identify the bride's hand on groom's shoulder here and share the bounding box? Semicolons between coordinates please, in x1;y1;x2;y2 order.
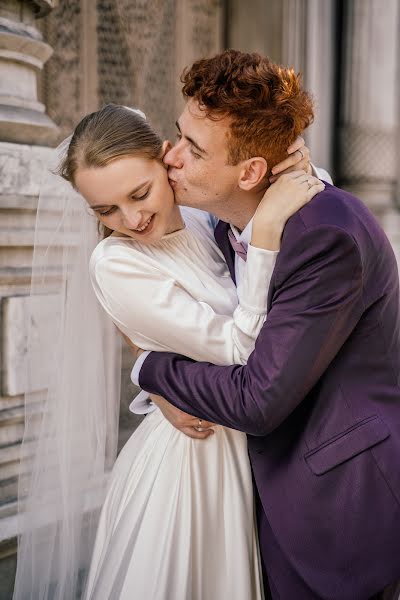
269;136;311;183
150;394;216;440
252;171;325;251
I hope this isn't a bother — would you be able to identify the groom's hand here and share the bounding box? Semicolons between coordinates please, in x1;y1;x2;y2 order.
150;394;216;440
269;135;311;183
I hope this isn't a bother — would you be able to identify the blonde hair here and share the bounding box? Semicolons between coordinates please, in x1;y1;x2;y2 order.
59;104;163;237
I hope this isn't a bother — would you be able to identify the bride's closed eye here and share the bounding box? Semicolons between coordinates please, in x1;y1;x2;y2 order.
98;190;150;216
134;190;150;201
98;206;117;216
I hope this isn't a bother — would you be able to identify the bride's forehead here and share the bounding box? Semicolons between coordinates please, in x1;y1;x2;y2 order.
105;155;157;174
78;156;157;183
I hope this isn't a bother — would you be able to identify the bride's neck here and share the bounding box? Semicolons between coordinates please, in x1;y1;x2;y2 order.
165;205;185;234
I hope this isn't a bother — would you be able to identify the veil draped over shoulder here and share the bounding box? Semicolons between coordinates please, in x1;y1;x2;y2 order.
13;137;121;599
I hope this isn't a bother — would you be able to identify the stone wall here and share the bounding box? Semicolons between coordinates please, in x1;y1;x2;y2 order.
41;0;224;142
0;1;224;596
0;1;58;594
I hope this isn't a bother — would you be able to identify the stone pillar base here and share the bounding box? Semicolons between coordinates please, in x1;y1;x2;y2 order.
0;104;58;145
0;15;58;145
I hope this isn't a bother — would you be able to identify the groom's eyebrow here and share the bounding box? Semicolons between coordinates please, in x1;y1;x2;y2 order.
176;121;207;155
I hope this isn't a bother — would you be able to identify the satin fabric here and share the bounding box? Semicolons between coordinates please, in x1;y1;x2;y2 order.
86;207;277;599
85;410;263;600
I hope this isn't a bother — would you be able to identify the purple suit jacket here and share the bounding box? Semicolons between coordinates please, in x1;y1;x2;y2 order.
139;184;400;599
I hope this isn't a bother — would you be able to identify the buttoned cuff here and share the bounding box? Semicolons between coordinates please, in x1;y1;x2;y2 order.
239;245;278;313
129;389;157;415
130;351;151;386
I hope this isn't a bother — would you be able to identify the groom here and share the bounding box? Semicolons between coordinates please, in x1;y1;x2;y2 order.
131;50;400;599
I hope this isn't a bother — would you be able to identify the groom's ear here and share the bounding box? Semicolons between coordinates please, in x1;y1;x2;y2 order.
160;140;172;160
238;157;268;191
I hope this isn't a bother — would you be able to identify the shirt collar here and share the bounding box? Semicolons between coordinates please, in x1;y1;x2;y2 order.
229;218;253;250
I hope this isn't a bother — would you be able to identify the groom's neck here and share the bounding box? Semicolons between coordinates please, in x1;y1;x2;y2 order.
225;189;265;231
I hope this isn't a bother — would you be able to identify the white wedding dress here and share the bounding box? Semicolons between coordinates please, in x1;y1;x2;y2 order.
86;207;277;600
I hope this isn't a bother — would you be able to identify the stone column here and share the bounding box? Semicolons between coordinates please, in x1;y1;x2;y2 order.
0;0;58;144
227;0;337;175
338;0;400;217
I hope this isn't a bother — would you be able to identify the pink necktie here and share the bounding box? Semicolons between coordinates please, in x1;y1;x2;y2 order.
228;229;247;262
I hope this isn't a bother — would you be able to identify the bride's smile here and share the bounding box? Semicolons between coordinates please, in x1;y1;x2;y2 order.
75;154;184;244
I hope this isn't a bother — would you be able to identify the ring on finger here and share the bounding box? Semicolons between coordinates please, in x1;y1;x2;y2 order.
307;178;315;189
297;148;304;160
300;176;313;188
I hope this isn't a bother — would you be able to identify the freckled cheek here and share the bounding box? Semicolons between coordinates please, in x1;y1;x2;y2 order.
185;167;204;189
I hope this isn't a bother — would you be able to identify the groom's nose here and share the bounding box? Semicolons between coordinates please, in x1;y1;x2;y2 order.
164;144;183;169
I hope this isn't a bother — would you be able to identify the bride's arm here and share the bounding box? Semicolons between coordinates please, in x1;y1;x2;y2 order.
91;244;273;368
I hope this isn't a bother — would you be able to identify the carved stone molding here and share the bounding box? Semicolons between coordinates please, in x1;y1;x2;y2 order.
33;0;58;18
0;2;58;145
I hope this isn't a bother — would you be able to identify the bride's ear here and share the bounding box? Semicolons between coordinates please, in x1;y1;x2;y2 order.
160;140;172;160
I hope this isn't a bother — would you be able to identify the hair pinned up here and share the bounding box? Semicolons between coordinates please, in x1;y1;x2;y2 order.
59;103;162;187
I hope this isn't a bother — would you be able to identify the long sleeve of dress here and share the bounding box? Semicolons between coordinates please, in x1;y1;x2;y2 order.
90;240;277;367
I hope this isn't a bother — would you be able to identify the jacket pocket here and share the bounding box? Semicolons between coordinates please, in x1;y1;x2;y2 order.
304;415;390;475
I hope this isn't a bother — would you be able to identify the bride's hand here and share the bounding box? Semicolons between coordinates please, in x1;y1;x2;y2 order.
269;136;311;183
150;394;216;440
251;171;325;251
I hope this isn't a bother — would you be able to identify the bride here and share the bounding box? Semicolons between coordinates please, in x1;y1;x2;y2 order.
14;104;323;600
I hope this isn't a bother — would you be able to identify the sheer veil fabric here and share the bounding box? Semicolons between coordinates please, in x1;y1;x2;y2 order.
13;139;121;599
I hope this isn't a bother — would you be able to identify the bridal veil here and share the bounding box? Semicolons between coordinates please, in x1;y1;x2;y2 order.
13;137;121;599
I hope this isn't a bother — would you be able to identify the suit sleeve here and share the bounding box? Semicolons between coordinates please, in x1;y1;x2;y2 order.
138;225;364;436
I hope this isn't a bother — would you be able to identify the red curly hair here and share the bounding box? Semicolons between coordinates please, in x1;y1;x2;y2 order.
181;49;314;174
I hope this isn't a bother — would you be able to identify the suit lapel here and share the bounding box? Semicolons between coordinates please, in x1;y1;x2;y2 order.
214;220;236;284
267;275;276;312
